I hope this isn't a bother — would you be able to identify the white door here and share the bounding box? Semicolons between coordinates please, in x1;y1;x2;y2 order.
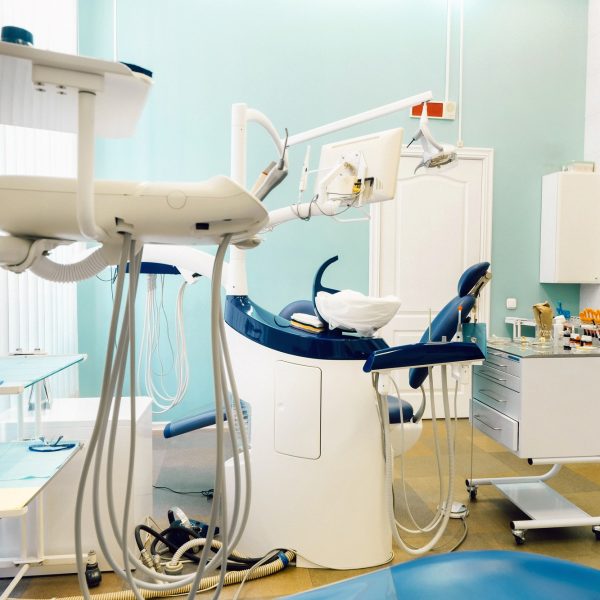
369;147;493;417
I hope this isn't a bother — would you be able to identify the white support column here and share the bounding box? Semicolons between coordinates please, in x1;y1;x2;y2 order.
229;103;249;295
77;91;104;241
35;494;44;563
20;515;27;562
16;392;24;440
34;382;42;438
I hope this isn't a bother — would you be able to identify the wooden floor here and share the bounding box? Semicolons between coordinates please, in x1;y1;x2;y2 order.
2;419;600;599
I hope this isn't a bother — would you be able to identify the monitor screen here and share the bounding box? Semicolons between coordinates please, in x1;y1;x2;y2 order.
315;127;403;206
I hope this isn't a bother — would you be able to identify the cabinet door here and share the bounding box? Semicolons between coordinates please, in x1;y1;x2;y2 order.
555;174;600;282
370;148;493;418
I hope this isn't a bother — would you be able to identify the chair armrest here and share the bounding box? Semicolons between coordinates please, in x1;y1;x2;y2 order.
164;409;223;438
363;342;484;373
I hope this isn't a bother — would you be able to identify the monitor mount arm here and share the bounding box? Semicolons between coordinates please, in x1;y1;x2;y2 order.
228;91;434;295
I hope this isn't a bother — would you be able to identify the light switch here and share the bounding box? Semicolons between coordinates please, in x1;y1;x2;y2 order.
506;298;517;310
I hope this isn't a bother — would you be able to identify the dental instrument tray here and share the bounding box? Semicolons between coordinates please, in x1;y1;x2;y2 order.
0;176;269;246
363;341;484;372
0;40;151;137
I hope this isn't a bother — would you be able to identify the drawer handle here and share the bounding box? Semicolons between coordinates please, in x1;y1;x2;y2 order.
481;369;507;382
478;389;507;403
473;414;502;431
488;362;508;369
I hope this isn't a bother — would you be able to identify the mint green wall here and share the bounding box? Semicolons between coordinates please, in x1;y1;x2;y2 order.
78;0;587;420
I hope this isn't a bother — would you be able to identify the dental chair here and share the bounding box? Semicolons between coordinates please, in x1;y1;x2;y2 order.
275;257;490;454
163;258;490;570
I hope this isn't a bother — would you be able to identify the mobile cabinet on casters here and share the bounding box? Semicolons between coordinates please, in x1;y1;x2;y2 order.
466;342;600;545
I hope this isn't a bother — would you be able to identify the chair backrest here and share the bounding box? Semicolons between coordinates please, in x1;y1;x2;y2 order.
408;262;490;389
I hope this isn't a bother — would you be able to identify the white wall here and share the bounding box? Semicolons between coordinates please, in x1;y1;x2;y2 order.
582;0;600;308
0;0;80;408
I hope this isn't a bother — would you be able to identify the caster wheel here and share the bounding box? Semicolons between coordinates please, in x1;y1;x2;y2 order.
512;529;526;545
466;484;478;501
593;526;600;541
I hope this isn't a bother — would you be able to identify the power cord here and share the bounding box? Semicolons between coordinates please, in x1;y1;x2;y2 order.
152;485;214;498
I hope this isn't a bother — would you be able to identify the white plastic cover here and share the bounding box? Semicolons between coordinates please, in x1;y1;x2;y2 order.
315;290;401;337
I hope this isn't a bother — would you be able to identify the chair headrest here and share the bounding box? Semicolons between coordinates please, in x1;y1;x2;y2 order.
457;262;490;297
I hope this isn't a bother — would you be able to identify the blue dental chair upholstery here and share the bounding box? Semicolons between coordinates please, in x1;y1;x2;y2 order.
283;551;600;599
282;260;490;416
408;261;490;389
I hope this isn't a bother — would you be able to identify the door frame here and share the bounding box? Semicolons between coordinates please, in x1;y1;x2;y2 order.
369;145;494;325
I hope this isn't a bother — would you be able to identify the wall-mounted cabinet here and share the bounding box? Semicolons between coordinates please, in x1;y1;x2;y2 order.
540;172;600;283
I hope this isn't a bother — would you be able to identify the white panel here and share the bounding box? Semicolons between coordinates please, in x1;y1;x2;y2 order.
541;172;600;283
590;0;600;37
274;361;322;459
586;0;600;159
395;173;467;310
0;0;79;400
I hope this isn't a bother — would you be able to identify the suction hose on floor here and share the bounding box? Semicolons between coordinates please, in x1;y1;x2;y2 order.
6;550;295;600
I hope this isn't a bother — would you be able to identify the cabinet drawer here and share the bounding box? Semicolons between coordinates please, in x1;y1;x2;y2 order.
472;373;520;421
471;399;519;452
484;350;521;379
474;364;521;393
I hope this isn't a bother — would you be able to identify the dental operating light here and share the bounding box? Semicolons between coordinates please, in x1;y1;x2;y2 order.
408;102;458;173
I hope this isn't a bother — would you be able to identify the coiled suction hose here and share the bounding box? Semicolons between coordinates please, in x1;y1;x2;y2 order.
5;549;295;600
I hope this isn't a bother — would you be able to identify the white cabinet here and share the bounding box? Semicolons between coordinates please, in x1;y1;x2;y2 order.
468;343;600;541
540;172;600;283
471;345;600;459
